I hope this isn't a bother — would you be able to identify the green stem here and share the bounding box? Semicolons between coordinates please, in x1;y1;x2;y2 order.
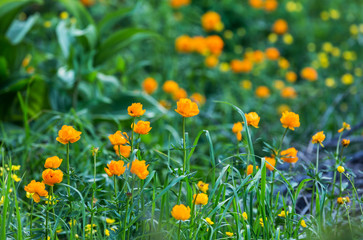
182;117;186;173
46;191;50;239
279;128;288;153
30;200;34;237
270;170;276;207
123;199;130;240
177;221;182;240
311;144;320;215
330;133;342;215
66;143;74;239
343;173;363;215
90;152;97;240
131;117;136;153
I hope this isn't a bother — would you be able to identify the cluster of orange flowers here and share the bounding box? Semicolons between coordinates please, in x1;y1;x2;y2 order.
249;0;278;12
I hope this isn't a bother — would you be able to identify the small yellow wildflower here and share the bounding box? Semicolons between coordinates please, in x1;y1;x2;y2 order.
337;166;345;173
106;218;115;224
301;219;307;228
242;212;248;220
278;210;289;218
226;232;233;237
205;217;214;225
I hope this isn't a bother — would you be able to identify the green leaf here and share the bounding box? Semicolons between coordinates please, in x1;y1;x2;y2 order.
58;0;94;28
97;7;133;35
6;13;39;44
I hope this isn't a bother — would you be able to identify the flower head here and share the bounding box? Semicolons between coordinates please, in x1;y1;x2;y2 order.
312;131;325;147
193;193;209;205
44;156;63;169
272;19;288;35
205;217;214;225
142;77;158;94
42;169;63;186
108;131;128;146
190;93;206;106
104;160;126;177
56;125;82;144
255;86;270;98
242;212;248;220
301;219;307;228
175;98;199;117
301;67;318;81
114;145;131;158
171;204;191;221
205;35;224;55
172;88;188;100
24;180;48;203
230;59;253;73
341;139;350;147
278;210;289;218
337;166;345;173
226;232;233;237
132;120;152;135
201;11;223;32
338;122;351;133
265;47;280;60
281;147;298;163
265;157;276;171
285;71;297;83
163;80;179;94
170;0;190;8
197;181;209;193
175;35;194;53
245;112;260;128
247;164;259;175
128;103;146;117
130;159;149;180
280;111;300;130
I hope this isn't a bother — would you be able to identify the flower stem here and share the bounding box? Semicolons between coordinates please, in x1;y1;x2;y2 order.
311;144;320;215
177;221;182;240
90;152;97;240
30;200;33;236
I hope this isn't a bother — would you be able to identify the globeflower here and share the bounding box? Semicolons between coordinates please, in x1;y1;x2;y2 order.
201;11;223;32
104;160;126;177
205;55;219;68
108;131;128;146
281;147;298;163
171;204;191;221
255;86;270;98
230;59;253;73
272;19;288;35
311;131;325;147
132;120;152;135
278;210;289;218
205;35;224;55
114;145;131;158
193;193;209;205
44;156;63;169
226;232;233;237
337;166;345;173
338;122;351;133
265;157;276;171
249;0;263;8
128;103;146;117
142;77;158;94
42;169;64;186
172;88;188;100
175;35;194;53
285;71;297;83
265;47;280;60
341;139;350;147
170;0;190;8
246;164;259;175
163;80;179;94
280;111;300;130
175;98;199;117
24;180;48;203
197;181;209;193
245;112;260;128
190;93;206;106
205;217;214;225
56;125;82;144
301;219;307;228
130;159;149;180
301;67;318;81
264;0;278;11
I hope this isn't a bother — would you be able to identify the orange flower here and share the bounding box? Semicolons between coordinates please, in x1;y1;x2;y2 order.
128;103;146;117
280;111;300;130
272;19;288;35
172;88;188;100
281;87;297;99
190;93;206;106
24;180;48;203
338;122;351;133
264;0;278;11
278;58;290;69
192;36;208;54
132;120;152;135
281;147;298;163
337;197;344;204
56;125;82;144
44;156;63;169
80;0;95;7
175;35;194;53
104;160;126;177
159;100;172;109
142;77;158;94
170;0;190;8
175;98;199;117
171;204;191;221
312;131;325;147
232;122;243;134
285;71;297;83
108;131;128;146
341;139;350;147
114;145;131;158
245;112;260;128
201;11;223;32
163;80;179;94
205;55;219;68
265;157;276;171
193;193;209;205
265;47;280;60
130;159;149;180
205;35;224;55
197;181;209;193
253;50;265;63
255;86;270;98
230;59;253;73
301;67;318;81
246;164;259;175
249;0;264;8
42;169;63;186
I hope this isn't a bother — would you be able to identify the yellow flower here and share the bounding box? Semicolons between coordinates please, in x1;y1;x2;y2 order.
175;98;199;117
172;88;188;100
273;80;285;90
265;47;280;60
132;120;152;135
175;35;194;53
128;103;146;117
259;218;265;227
104;160;126;177
205;55;219;68
338;122;351;133
337;197;344;204
281;147;298;163
193;193;208;205
197;181;209;193
242;212;248;220
108;131;128;146
56;125;82;144
301;219;307;228
24;180;48;203
44;21;52;28
280;111;300;130
106;218;115;224
69;219;77;227
240;80;252;90
105;229;110;236
341;139;350;147
245;112;260;128
311;131;325;147
44;156;63;169
42;169;63;186
130;159;149;180
12;165;21;171
232;122;243;134
341;73;354;85
205;217;214;225
226;232;233;237
0;196;4;206
171;204;191;221
337;166;345;173
142;77;158;94
12;174;21;182
59;11;69;19
278;210;288;218
246;164;259;175
281;87;297;99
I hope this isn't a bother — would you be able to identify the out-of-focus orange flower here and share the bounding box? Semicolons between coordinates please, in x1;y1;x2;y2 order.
312;131;325;147
193;193;208;205
197;181;209;193
285;71;297;83
249;0;264;8
264;0;278;11
130;159;149;180
170;0;190;8
163;80;179;94
175;98;199;117
114;145;131;158
277;104;291;114
192;36;208;55
278;58;290;69
175;35;194;53
159;100;172;109
44;156;63;169
24;180;48;203
280;111;300;130
190;93;206;106
245;112;260;128
272;19;288;34
172;88;188;100
206;35;224;55
265;157;276;171
341;139;350;147
338;122;351;133
142;77;158;94
201;11;223;32
273;80;285;90
337;197;344;204
281;147;298;163
128;103;146;117
232;122;243;141
301;67;318;81
132;120;152;135
253;50;265;63
281;87;297;99
22;55;31;68
265;47;280;60
247;164;259;175
230;59;253;73
171;204;191;221
255;86;270;98
205;55;219;68
80;0;95;7
104;160;126;177
109;131;128;146
56;125;82;144
42;169;63;186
